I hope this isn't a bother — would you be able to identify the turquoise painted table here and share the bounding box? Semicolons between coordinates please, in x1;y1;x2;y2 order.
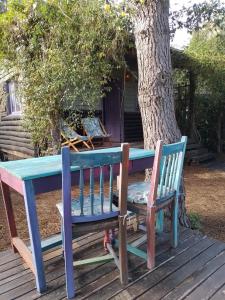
0;147;154;293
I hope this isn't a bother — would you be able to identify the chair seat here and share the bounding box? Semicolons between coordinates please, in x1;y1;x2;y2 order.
56;195;119;217
115;181;175;205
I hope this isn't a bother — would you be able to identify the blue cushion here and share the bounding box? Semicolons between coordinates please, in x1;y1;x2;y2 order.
56;195;118;217
115;181;175;205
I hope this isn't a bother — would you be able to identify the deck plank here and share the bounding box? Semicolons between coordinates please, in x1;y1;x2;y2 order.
0;251;19;266
0;232;103;284
5;230;143;300
210;283;225;300
74;230;201;300
0;232;106;298
137;240;225;300
184;263;225;300
1;228;225;300
23;231;144;300
110;236;213;299
162;246;225;300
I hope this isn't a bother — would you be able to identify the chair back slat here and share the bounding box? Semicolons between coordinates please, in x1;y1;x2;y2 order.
109;165;113;211
168;153;177;191
163;155;172;196
171;153;179;190
100;166;104;213
79;168;84;215
90;167;94;215
150;136;187;206
158;156;166;198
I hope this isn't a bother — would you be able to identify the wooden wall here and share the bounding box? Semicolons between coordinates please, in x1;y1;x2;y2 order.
0;115;35;159
0;79;35;159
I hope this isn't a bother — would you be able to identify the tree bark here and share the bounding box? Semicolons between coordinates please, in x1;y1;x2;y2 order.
50;111;61;155
217;111;223;153
132;1;189;227
133;0;181;150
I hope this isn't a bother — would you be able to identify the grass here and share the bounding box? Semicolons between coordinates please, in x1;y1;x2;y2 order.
188;212;201;230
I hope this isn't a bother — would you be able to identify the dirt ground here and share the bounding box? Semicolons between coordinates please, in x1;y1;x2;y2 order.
184;163;225;241
1;163;225;251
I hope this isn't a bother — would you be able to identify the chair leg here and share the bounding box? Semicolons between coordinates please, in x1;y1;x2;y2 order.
88;137;94;149
82;140;91;149
104;230;110;252
69;142;79;152
110;228;116;246
61;218;64;257
63;221;75;299
156;210;164;233
147;206;156;269
118;217;128;286
171;197;179;248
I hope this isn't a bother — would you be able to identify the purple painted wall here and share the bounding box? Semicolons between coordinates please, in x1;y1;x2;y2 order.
103;79;124;143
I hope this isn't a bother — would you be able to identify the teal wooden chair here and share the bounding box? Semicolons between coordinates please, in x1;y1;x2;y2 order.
115;136;187;269
56;144;129;299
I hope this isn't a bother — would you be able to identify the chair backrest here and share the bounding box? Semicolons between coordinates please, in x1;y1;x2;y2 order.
62;144;129;223
149;136;187;205
82;117;105;137
61;120;79;140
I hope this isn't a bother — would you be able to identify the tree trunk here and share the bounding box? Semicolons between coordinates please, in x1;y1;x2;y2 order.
50;112;61;155
133;1;189;227
133;0;181;149
217;111;223;153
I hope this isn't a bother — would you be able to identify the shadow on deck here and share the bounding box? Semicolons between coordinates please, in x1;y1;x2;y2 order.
1;227;225;300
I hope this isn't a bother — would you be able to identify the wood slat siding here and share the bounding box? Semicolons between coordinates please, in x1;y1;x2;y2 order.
1;228;225;300
0;115;35;158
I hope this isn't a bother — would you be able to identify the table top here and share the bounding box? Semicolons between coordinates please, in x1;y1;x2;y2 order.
0;147;154;181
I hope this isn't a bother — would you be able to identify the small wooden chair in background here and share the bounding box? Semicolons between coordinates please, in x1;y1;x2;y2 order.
56;144;129;299
115;136;187;270
82;117;112;149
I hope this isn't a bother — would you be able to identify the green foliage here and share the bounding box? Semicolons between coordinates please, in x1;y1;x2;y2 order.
0;0;128;151
188;212;201;230
185;26;225;150
173;69;189;87
186;27;225;104
171;0;225;34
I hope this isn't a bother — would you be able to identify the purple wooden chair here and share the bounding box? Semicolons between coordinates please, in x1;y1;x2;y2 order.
56;144;129;299
114;137;187;270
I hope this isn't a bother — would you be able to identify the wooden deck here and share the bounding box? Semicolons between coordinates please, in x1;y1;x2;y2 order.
1;227;225;300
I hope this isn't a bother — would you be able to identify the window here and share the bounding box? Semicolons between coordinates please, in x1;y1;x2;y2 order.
0;0;7;13
7;81;21;115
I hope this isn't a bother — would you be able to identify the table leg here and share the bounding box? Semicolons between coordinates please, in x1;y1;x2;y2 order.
23;180;46;293
1;180;18;253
